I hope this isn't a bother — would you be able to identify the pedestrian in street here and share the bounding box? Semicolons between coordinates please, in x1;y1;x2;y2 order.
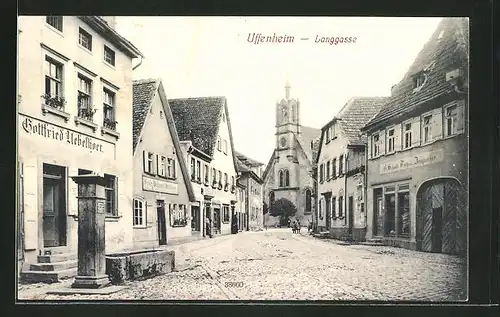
205;216;213;238
297;220;301;234
292;220;297;233
308;221;312;233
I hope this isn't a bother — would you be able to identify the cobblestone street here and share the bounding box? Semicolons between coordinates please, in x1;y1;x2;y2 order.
18;228;467;301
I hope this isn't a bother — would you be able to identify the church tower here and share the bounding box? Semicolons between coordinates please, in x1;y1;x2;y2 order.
274;81;301;188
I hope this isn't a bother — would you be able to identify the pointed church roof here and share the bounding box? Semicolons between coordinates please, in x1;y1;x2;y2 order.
363;17;469;131
295;125;322;163
132;78;196;202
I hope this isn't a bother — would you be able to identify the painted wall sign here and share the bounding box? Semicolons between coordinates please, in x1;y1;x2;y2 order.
380;150;444;175
142;176;179;195
20;114;106;153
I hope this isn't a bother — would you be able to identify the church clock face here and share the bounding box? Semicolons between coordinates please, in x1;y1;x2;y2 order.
280;137;287;148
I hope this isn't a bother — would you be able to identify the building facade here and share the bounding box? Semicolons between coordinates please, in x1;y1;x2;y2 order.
17;16;143;278
262;82;320;226
131;79;196;249
235;181;247;232
361;18;469;255
235;151;264;231
169;97;239;237
315;97;386;241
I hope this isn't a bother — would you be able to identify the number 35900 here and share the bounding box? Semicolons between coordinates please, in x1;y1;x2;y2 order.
224;282;244;288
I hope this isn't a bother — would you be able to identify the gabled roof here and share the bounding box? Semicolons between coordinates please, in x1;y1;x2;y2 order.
132;78;196;202
363;17;469;131
235;151;264;183
234;151;264;167
337;97;387;145
296;125;321;164
78;16;144;58
168;96;239;174
133;78;160;150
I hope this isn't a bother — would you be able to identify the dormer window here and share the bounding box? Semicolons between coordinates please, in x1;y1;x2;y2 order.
414;73;426;89
437;30;445;40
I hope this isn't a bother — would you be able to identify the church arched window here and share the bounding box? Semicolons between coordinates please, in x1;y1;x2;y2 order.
291;104;295;122
305;189;312;212
281;105;288;122
279;170;284;187
285;170;290;187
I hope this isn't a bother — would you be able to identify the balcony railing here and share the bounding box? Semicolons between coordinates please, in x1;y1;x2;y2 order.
103;118;118;130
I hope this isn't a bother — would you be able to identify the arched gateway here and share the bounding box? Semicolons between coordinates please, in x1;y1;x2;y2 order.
416;177;467;256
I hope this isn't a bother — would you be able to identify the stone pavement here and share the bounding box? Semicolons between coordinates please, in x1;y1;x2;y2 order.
17;228;467;301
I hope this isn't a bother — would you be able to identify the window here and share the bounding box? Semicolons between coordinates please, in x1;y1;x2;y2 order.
331;197;336;217
143;151;155;174
384;188;396;235
103;89;116;130
372;134;380;157
319;198;323;220
397;191;410;236
387;128;395;153
196;160;201;182
46;16;63;32
78;27;92;51
224;173;229;191
338;196;343;217
445;105;458;137
223;139;228;154
104;174;117;216
170;204;187;227
319;164;324;183
167;158;176;179
212;167;217;185
223;205;230;223
339;155;344;175
285;170;290;187
204;164;209;184
157;155;167;177
325;128;330;143
218;170;222;186
414;74;426;88
103;45;115;66
217;136;222;151
332;159;337;178
133;199;145;226
77;75;92;119
78;169;92;175
305;189;312;212
190;158;196;180
44;57;64;108
422;114;432;143
325;160;330;180
404;123;412;149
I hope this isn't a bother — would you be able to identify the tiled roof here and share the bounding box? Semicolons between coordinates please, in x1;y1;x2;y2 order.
234;151;264;167
168;96;226;157
311;138;321;165
236;158;251;173
296;125;321;164
363;17;469;130
132;78;160;150
337;97;388;145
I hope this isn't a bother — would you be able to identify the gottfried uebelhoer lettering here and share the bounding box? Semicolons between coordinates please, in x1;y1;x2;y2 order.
21;117;104;152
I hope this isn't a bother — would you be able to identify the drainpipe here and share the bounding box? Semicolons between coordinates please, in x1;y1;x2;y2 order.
132;56;143;71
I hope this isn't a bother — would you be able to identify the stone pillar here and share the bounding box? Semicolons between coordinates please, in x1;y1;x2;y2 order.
70;174;110;289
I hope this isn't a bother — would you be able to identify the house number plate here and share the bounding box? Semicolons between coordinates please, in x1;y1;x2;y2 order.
97;201;105;214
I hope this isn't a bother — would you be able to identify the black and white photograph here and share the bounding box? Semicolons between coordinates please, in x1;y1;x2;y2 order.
16;16;469;302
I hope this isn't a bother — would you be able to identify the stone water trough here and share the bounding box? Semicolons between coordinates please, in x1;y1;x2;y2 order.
105;249;175;284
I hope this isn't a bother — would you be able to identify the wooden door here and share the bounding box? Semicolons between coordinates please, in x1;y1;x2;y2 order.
157;201;167;245
43;179;60;247
325;197;331;230
373;192;384;237
214;209;221;233
348;196;354;232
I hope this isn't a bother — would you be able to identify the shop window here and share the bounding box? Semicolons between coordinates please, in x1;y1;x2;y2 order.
133;198;145;227
170;204;187;227
384;190;396;235
222;205;230;223
104;174;118;216
397;191;410;236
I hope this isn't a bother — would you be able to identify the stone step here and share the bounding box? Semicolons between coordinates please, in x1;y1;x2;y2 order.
29;259;77;272
42;247;73;255
20;267;77;284
37;253;77;263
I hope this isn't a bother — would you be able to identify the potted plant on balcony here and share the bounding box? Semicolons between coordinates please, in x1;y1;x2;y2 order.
41;94;66;111
103;117;118;130
78;105;97;122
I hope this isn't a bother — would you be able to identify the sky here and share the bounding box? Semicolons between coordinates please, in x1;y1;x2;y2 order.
115;17;442;164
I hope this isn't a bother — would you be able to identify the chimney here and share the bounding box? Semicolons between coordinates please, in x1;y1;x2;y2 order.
102;16;117;30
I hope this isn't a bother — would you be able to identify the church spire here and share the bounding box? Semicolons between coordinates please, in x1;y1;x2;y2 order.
285;80;291;99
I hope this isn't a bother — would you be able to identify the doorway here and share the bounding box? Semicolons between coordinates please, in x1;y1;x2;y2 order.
42;164;67;248
348;196;354;233
214;208;221;234
325;195;331;230
191;206;200;232
373;188;383;237
157;200;167;245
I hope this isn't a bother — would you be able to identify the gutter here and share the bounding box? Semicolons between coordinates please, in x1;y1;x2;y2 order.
133;56;143;71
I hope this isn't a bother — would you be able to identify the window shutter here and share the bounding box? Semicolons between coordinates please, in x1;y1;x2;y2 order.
379;129;386;155
411;117;421;147
143;151;148;172
114;176;119;216
367;134;372;159
156;154;160;176
431;108;443;141
393;123;402;152
456;100;465;134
